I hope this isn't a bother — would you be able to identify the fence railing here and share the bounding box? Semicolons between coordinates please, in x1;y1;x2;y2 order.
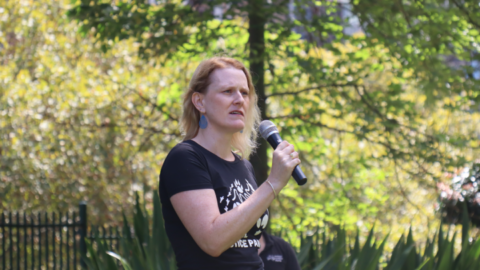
0;202;122;270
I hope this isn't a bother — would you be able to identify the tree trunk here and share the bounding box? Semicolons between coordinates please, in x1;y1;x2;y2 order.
247;0;269;185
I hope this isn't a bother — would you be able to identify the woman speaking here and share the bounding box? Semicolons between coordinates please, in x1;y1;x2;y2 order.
159;57;301;270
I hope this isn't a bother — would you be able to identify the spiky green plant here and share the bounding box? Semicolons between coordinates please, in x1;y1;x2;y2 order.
295;203;480;270
84;195;480;270
83;191;176;270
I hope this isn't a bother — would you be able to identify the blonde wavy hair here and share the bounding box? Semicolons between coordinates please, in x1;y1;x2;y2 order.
180;57;261;158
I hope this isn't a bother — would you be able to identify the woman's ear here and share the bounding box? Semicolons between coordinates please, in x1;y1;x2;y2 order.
192;92;205;113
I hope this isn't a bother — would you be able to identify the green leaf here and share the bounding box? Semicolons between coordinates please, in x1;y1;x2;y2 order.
437;233;455;270
106;251;133;270
312;244;345;270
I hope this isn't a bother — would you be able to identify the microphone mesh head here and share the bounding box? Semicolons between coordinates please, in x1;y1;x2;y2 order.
259;120;278;140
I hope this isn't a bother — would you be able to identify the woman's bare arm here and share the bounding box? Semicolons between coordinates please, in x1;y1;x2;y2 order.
170;141;300;257
170;183;275;257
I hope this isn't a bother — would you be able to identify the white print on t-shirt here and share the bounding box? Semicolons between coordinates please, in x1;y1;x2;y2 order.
231;238;261;248
254;214;269;235
222;179;255;212
266;255;283;262
220;179;269;244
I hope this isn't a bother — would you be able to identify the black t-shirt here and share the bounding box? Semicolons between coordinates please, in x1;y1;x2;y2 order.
159;140;269;270
259;233;301;270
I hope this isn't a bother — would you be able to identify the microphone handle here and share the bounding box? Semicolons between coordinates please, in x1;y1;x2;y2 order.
266;134;307;186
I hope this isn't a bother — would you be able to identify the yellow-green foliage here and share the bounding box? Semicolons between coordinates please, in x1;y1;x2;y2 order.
2;0;480;250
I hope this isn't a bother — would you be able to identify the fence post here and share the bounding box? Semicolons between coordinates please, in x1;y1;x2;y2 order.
79;202;87;269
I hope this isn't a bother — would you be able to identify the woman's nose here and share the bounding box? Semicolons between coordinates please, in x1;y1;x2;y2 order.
233;90;245;104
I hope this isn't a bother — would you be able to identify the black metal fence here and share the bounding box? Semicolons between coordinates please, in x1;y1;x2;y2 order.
0;202;122;269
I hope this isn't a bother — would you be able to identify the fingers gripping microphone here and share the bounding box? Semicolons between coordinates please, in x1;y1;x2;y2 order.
259;120;307;186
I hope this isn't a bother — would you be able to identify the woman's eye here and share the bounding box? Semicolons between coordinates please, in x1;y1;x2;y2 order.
224;90;232;93
242;92;248;96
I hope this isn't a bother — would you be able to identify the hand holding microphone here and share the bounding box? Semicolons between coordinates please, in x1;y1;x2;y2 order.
259;120;307;186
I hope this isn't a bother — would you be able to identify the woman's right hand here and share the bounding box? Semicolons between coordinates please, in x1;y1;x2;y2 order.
267;141;301;191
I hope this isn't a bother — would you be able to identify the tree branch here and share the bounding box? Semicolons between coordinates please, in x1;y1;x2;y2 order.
354;85;387;121
133;89;179;122
267;112;319;120
354;85;436;142
54;120;180;136
337;132;352;201
103;77;179;122
392;155;431;222
265;83;358;98
450;0;480;30
396;0;413;29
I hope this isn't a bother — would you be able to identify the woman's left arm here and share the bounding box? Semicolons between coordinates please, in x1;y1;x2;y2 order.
170;181;275;257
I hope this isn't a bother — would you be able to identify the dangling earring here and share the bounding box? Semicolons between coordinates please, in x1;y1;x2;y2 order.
199;114;208;129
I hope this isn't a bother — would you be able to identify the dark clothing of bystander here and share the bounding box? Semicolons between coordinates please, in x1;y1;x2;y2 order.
259;232;301;270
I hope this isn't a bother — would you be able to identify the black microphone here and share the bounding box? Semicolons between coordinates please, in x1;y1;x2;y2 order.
259;120;307;186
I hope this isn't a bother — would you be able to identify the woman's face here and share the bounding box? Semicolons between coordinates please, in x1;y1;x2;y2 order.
197;67;250;133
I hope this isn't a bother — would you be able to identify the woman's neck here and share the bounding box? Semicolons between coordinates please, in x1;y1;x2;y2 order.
192;128;234;161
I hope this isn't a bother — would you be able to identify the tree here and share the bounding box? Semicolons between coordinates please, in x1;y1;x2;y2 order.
66;0;480;231
0;0;187;223
67;0;298;184
3;0;480;240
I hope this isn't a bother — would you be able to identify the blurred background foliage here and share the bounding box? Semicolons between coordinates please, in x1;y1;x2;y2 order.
84;192;480;270
2;0;480;251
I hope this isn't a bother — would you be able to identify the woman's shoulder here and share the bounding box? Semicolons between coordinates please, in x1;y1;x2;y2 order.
169;140;197;152
160;141;209;179
164;140;205;163
160;141;213;198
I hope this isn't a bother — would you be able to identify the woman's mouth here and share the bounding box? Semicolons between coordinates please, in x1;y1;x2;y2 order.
230;110;244;116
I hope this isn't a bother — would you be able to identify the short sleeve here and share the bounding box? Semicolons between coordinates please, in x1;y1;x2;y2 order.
160;143;213;198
